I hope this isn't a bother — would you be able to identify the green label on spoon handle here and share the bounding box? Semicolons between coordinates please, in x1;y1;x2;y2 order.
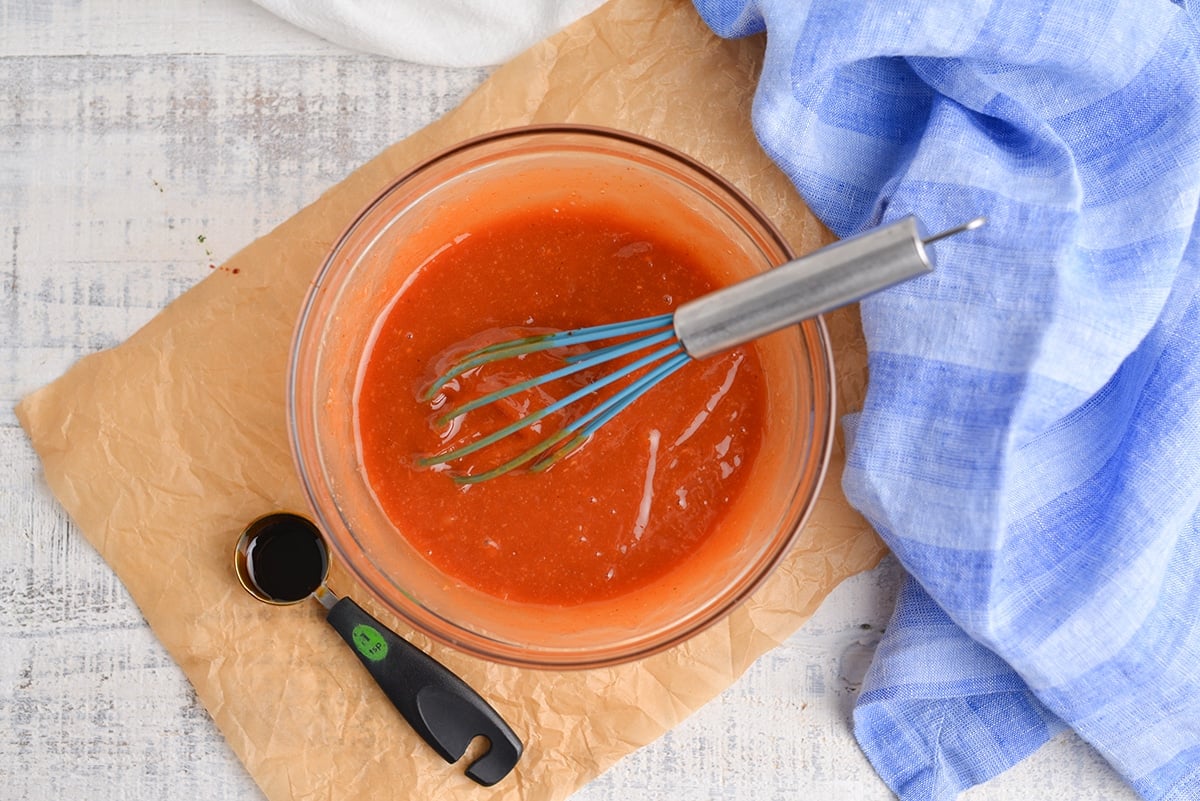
351;623;389;662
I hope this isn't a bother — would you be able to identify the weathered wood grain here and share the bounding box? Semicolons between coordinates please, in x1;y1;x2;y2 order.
0;1;1137;799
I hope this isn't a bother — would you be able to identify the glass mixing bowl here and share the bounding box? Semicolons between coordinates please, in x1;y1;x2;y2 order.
288;125;835;668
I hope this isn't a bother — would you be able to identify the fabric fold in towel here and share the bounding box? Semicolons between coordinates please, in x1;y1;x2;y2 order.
248;0;606;67
692;0;1200;798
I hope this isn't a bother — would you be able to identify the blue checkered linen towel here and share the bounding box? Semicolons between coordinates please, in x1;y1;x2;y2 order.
692;0;1200;798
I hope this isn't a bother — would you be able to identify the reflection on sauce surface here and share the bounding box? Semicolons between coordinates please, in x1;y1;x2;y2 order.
355;205;768;605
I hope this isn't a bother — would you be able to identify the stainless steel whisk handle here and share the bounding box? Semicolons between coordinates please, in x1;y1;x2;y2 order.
673;215;984;359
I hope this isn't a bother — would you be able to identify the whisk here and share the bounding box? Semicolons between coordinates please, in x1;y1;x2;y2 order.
420;214;985;483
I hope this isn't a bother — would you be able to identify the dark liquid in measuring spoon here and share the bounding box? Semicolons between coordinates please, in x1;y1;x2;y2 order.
246;517;328;602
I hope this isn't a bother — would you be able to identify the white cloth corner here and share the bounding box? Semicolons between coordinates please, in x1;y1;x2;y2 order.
249;0;607;67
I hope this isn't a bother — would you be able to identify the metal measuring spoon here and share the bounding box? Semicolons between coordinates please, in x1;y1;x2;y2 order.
234;512;523;786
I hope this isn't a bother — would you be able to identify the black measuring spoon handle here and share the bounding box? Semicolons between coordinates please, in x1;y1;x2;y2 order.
325;597;523;786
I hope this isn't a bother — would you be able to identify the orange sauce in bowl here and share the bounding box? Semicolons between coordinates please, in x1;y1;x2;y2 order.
355;204;768;606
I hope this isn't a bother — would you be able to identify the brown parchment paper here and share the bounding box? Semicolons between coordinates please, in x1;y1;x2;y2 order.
16;0;886;799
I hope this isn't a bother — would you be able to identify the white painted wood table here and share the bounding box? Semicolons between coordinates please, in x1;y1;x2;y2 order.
0;3;1139;799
